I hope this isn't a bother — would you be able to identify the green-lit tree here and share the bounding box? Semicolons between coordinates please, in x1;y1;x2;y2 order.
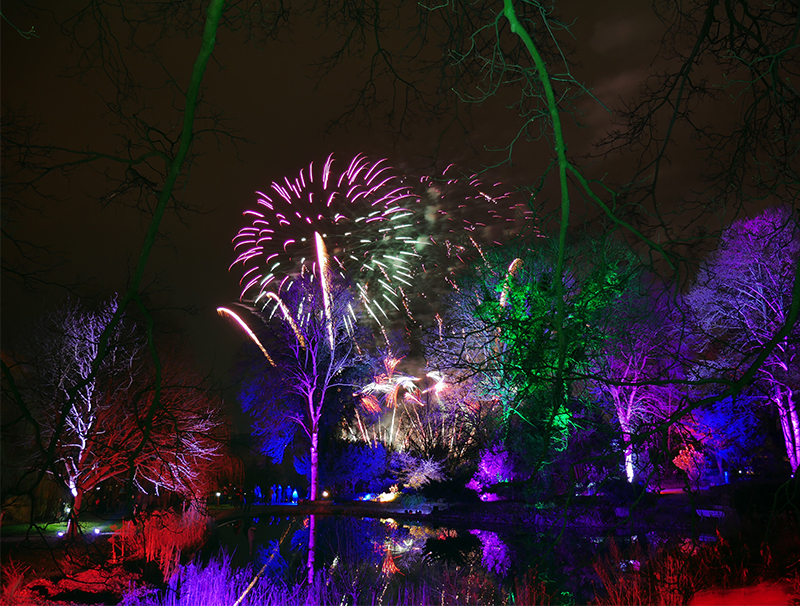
426;235;639;481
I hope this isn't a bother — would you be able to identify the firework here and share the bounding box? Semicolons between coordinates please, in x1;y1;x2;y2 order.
415;165;534;273
390;165;535;321
216;307;275;366
231;154;421;324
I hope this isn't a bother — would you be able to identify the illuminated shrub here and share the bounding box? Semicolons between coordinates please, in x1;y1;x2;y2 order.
390;452;446;490
466;445;515;501
110;508;211;580
673;445;706;483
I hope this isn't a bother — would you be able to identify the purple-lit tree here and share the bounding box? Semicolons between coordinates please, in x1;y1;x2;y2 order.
590;288;684;483
237;270;365;501
687;205;800;473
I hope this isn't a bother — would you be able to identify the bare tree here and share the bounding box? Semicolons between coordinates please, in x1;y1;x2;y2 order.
237;271;365;501
590;289;684;483
596;1;799;237
121;357;227;505
21;297;141;533
12;297;225;534
687;205;800;473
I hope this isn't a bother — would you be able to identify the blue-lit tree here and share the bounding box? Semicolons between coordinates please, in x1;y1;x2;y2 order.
687;205;800;474
321;442;388;495
683;396;766;476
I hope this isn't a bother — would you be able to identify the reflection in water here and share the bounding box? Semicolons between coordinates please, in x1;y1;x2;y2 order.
253;539;287;579
307;514;316;584
211;514;725;604
469;529;511;576
424;530;481;567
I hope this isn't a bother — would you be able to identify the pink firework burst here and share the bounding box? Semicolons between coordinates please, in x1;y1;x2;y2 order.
232;153;421;322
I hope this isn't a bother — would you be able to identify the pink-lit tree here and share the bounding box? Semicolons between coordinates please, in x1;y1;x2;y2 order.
687;205;800;473
591;289;684;483
236;268;365;501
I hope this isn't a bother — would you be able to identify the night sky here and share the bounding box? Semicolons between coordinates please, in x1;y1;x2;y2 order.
1;1;703;384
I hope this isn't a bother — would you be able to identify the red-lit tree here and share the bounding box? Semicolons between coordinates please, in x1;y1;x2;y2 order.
125;360;227;503
687;205;800;473
18;297;225;534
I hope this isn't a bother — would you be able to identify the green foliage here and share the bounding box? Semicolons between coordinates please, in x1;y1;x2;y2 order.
431;234;641;477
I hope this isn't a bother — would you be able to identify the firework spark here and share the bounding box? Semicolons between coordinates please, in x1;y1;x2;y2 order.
395;165;536;320
499;258;523;308
216;307;275;366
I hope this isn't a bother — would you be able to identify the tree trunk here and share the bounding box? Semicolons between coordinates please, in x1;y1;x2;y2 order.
787;390;800;475
776;387;800;473
622;431;634;483
310;422;319;500
618;411;635;483
68;489;83;538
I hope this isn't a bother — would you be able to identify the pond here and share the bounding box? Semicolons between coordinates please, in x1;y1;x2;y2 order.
206;510;712;604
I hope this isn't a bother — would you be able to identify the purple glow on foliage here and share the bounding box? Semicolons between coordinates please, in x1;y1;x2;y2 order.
470;529;511;576
687;204;799;473
467;446;515;502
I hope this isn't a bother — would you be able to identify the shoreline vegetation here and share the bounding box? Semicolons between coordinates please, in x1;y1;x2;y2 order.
2;479;799;605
